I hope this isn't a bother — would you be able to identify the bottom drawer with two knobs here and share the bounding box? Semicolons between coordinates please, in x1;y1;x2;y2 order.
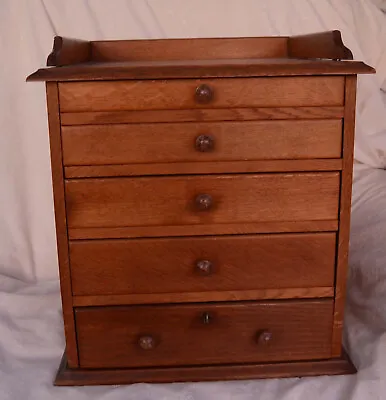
75;300;334;369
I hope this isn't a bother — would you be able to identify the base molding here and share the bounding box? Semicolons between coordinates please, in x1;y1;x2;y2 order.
54;350;356;386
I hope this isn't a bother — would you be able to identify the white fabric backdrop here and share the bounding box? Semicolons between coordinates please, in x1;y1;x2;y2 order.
1;0;386;282
2;166;386;399
1;1;386;399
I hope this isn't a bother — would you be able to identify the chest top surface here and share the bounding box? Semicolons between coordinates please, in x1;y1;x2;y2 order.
27;30;374;82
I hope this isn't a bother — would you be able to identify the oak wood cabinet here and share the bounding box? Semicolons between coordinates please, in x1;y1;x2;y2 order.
27;31;374;385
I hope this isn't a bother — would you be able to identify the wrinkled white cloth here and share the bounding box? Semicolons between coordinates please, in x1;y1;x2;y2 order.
0;166;386;399
1;0;385;281
371;0;386;12
1;0;386;398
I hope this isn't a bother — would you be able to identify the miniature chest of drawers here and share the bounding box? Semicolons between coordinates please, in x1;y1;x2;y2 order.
27;31;374;386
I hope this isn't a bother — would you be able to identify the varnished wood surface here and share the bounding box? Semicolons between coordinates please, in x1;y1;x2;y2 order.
27;32;370;384
58;77;345;112
28;31;374;83
68;220;338;240
45;83;78;367
288;31;353;60
44;32;354;68
27;58;374;82
332;76;357;357
75;300;333;368
70;233;336;296
65;173;340;232
64;159;343;179
91;37;289;62
72;287;334;307
55;349;356;386
47;36;91;67
62;120;342;166
60;106;345;125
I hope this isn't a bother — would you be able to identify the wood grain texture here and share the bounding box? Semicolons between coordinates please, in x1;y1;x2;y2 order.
91;37;289;62
70;233;336;296
55;349;356;386
60;106;345;125
68;220;338;240
332;76;357;357
65;173;340;231
288;30;353;60
27;58;374;82
62;120;343;166
64;159;343;179
75;300;333;368
45;83;78;367
46;36;91;67
58;77;345;112
27;33;371;385
72;287;335;307
27;32;375;82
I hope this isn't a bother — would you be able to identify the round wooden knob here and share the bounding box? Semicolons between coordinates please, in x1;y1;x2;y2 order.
201;312;212;324
138;335;155;350
257;330;272;345
196;259;213;274
195;194;213;211
195;135;214;152
195;84;214;104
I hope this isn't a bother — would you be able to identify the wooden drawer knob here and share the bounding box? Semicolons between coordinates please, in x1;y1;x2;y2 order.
138;335;156;350
195;194;213;211
201;311;213;325
196;259;213;274
256;330;272;345
195;84;214;104
195;135;214;152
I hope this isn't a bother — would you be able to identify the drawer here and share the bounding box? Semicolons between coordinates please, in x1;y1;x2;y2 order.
58;76;345;112
65;172;340;231
62;120;343;166
75;300;333;368
70;233;336;296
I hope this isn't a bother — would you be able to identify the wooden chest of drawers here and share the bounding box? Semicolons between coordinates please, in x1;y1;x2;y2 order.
27;31;374;386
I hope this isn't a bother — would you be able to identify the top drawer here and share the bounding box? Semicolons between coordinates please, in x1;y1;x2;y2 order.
58;77;345;113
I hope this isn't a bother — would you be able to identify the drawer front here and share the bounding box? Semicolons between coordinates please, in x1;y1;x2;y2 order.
75;300;333;368
70;233;336;296
65;173;340;230
58;77;344;112
62;120;343;166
